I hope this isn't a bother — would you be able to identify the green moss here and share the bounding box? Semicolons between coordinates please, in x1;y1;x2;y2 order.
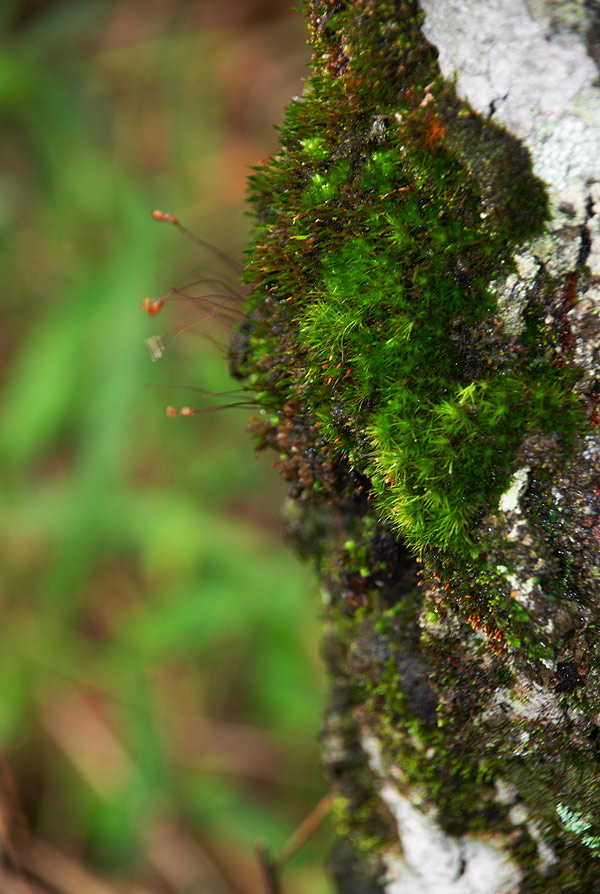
332;596;600;887
234;0;584;560
230;3;599;885
333;601;509;840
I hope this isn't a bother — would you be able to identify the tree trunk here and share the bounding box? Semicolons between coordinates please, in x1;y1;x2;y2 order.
230;1;600;890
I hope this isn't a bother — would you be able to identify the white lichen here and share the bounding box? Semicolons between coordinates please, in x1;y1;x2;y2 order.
360;732;522;893
483;679;565;728
420;0;600;217
498;466;530;514
525;817;559;871
494;778;518;806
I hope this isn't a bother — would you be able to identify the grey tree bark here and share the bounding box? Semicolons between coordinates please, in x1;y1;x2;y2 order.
231;2;600;891
328;4;600;891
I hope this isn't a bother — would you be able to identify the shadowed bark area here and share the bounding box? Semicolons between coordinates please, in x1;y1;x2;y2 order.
230;1;600;889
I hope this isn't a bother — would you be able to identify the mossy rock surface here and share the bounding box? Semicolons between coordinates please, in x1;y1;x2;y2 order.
230;0;600;889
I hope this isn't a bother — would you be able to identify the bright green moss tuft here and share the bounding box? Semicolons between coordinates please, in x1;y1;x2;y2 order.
234;0;585;558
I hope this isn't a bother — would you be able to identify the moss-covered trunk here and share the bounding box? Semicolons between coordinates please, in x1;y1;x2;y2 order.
230;1;600;890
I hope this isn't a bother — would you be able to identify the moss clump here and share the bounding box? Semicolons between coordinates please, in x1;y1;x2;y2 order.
232;0;584;558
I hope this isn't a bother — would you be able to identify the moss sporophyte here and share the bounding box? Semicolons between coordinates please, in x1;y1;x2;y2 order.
230;0;584;561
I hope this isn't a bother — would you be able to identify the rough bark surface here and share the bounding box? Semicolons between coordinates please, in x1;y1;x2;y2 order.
230;1;600;891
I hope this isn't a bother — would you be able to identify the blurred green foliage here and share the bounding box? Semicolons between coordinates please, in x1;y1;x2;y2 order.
0;1;331;891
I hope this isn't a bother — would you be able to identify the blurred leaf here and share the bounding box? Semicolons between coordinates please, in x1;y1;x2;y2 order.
0;293;89;466
186;772;294;849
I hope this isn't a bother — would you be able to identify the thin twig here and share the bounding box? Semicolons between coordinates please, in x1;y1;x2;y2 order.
274;793;332;868
0;746;33;894
255;845;282;894
255;794;333;894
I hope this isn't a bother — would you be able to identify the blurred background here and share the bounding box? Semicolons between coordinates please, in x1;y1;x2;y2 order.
0;1;332;892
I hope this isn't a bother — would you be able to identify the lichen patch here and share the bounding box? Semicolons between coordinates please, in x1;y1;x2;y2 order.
361;733;522;894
